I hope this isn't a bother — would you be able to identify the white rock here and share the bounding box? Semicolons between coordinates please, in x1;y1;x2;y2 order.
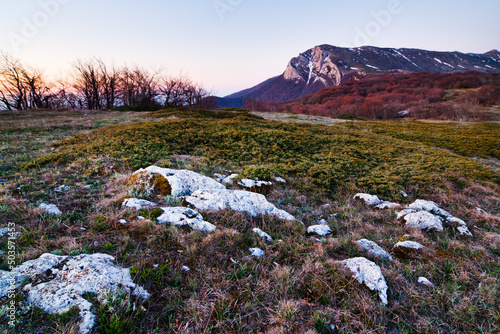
252;228;273;242
400;190;409;198
318;219;328;225
157;207;216;233
119;219;127;225
403;211;444;232
0;253;149;334
307;224;332;236
417;277;435;288
122;198;157;210
221;174;239;186
394;240;427;250
54;185;70;193
356;239;393;261
185;189;296;221
181;266;190;272
249;247;265;257
375;201;402;210
339;257;388;305
137;216;145;220
354;193;382;206
447;217;473;236
407;199;452;218
39;203;62;216
132;166;226;197
274;177;287;183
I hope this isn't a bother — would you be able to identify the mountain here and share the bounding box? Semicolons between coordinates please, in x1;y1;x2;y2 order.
219;45;500;106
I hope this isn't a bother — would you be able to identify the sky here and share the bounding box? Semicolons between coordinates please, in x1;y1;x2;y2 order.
0;0;499;96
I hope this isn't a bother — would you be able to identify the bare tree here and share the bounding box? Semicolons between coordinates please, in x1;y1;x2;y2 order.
0;53;52;110
118;65;160;108
71;58;119;110
160;74;210;108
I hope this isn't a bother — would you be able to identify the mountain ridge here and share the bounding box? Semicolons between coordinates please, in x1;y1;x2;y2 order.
219;45;500;106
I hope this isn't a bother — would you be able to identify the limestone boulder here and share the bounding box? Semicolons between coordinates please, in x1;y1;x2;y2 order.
0;253;149;334
339;257;388;305
402;211;444;232
354;193;382;206
130;166;225;197
185;189;296;221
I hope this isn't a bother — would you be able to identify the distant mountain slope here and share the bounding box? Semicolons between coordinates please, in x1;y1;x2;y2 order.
219;45;500;106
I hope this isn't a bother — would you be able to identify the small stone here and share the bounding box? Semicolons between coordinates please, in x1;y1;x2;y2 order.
394;240;427;250
249;248;265;257
417;277;435;288
274;177;287;183
307;224;332;236
137;216;145;220
54;185;70;193
153;264;159;268
356;239;393;262
119;219;127;225
122;198;157;210
400;190;409;198
354;193;382;206
447;217;473;236
318;219;328;225
181;266;190;272
39;203;62;216
252;228;273;242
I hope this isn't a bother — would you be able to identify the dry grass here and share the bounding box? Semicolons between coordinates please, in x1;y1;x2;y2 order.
0;109;499;333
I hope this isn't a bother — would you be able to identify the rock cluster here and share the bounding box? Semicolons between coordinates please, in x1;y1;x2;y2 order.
354;194;472;236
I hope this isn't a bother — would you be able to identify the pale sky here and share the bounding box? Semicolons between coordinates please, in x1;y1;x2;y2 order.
0;0;499;96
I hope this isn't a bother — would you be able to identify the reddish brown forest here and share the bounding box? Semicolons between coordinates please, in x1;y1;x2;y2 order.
274;72;500;120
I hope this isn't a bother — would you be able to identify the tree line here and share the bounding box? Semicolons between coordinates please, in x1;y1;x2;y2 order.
0;53;213;111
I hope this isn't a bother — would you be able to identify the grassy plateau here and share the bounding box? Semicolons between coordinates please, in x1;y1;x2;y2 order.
0;108;499;333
